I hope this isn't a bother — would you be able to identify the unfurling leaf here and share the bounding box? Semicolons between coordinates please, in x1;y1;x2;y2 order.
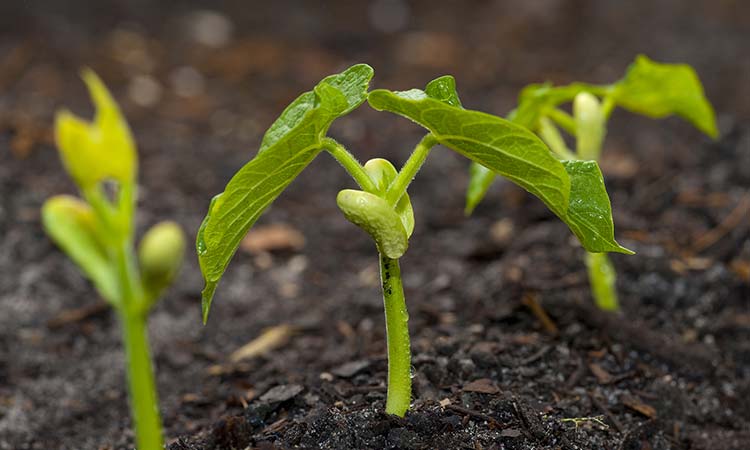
55;70;136;191
42;195;118;303
138;221;186;306
612;55;717;138
336;189;408;259
197;64;374;322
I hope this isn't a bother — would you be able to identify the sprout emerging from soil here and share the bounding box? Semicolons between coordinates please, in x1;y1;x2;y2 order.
196;65;630;416
42;71;185;450
465;55;717;311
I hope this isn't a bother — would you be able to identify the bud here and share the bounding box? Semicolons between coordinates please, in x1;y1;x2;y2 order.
573;92;605;160
138;221;185;302
55;69;137;191
363;159;415;237
336;189;408;259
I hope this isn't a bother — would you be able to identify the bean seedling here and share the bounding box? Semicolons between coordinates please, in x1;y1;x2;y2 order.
465;55;716;311
43;71;185;450
196;64;631;416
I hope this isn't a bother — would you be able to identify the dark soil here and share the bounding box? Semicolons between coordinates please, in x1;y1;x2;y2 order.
1;1;749;449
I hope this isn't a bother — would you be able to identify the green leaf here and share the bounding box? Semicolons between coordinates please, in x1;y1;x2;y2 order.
612;55;717;138
42;195;119;304
368;84;629;255
464;162;495;215
197;64;374;322
336;189;409;259
424;76;462;108
367;87;571;220
55;70;137;191
363;158;415;237
561;160;632;254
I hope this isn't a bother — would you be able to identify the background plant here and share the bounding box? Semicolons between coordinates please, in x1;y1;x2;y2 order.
465;55;717;311
196;64;631;417
42;71;185;450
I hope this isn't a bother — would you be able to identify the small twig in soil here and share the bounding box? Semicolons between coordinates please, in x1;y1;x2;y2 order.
522;272;587;291
229;324;294;362
519;345;553;366
561;415;609;429
46;301;109;328
0;40;34;91
521;292;558;335
444;404;501;428
692;192;750;253
565;356;586;389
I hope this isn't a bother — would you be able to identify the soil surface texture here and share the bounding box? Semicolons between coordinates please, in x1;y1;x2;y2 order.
1;1;749;449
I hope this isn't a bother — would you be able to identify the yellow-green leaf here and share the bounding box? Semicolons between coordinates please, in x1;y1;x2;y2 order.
55;70;137;191
42;195;118;304
612;55;717;138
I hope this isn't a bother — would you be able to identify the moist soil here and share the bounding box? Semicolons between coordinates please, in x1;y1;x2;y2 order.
1;1;749;449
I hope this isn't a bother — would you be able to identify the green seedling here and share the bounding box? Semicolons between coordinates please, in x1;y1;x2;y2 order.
43;71;185;450
196;64;630;417
465;55;716;311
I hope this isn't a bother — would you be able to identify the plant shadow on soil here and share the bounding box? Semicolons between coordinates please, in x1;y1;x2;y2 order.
1;1;750;449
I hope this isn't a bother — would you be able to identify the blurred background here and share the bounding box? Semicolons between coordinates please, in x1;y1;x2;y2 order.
1;0;749;448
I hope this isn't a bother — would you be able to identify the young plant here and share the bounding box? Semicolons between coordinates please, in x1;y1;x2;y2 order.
196;65;630;417
465;55;717;311
42;71;185;450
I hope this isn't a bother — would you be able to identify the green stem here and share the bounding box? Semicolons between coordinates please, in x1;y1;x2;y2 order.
585;251;619;311
379;254;411;417
115;241;163;449
385;134;438;206
546;108;577;136
322;138;378;193
120;310;164;450
601;95;616;120
538;117;576;160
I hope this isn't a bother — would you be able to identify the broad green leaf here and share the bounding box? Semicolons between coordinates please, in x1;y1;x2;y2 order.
363;158;415;237
368;85;629;255
55;70;137;191
468;83;596;211
612;55;717;138
42;195;118;303
336;190;408;259
367;88;571;219
562;160;632;254
197;64;374;322
420;76;494;215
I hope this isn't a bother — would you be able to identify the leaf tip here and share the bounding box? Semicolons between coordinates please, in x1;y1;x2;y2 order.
201;281;218;324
